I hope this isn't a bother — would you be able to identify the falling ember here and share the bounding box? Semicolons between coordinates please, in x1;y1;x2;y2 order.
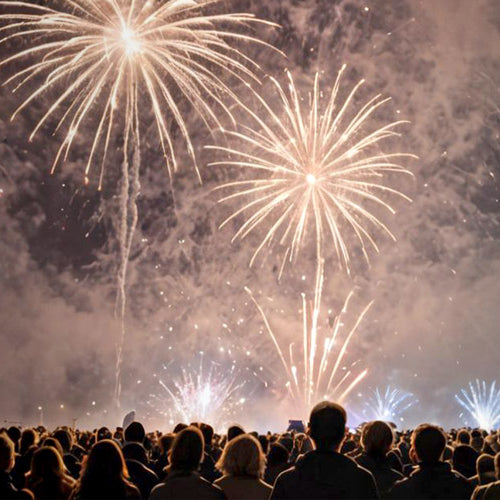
455;380;500;430
209;66;416;276
150;354;247;429
362;385;417;422
0;0;276;405
246;260;371;419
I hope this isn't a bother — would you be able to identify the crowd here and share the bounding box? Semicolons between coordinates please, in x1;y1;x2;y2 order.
1;401;500;500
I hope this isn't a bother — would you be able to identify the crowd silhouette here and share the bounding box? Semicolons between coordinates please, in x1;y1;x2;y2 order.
1;401;500;499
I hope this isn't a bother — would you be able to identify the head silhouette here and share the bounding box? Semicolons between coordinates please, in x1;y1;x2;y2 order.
362;421;394;457
0;433;15;472
216;434;265;478
53;429;72;452
30;446;65;482
20;429;38;455
308;401;347;451
124;422;145;443
456;429;470;445
476;453;495;485
227;425;245;442
85;439;128;482
168;426;204;473
78;439;131;498
411;424;446;463
267;443;289;466
199;423;214;448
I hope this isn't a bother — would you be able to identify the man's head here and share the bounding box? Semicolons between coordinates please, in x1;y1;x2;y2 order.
96;427;112;442
361;420;394;456
6;427;21;451
410;424;446;464
476;453;495;485
199;423;214;448
308;401;347;451
168;426;204;473
456;429;470;445
124;421;145;443
227;425;245;442
0;433;15;472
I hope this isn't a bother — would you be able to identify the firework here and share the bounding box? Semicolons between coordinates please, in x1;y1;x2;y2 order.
246;261;371;419
361;385;416;423
0;0;275;404
150;353;246;428
456;380;500;430
0;0;275;182
209;66;415;276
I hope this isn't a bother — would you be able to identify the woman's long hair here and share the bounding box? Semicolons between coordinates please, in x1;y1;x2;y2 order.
28;446;71;499
76;439;131;499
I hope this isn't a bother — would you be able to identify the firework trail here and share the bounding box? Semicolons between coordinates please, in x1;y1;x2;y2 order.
209;66;415;277
362;385;416;423
246;260;371;419
0;0;275;405
150;353;246;429
456;380;500;430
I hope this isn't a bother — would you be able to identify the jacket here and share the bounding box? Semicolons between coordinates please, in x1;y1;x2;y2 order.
270;450;379;500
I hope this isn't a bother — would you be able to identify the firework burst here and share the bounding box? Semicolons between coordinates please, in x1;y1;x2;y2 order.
456;380;500;430
246;261;371;419
209;66;416;276
150;353;247;429
361;385;416;423
0;0;275;404
0;0;275;182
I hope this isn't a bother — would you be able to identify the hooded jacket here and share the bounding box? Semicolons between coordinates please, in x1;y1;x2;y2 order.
270;450;379;500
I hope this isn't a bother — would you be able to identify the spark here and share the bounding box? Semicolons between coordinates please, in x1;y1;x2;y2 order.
362;385;417;422
152;354;246;429
246;260;371;419
455;380;500;430
209;66;416;276
0;0;275;405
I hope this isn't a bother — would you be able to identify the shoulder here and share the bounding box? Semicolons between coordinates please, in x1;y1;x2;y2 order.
388;476;413;496
274;466;296;484
126;482;141;499
483;481;500;500
63;475;76;487
259;479;273;491
150;482;168;500
344;455;377;483
203;479;225;499
450;470;474;493
472;484;488;500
